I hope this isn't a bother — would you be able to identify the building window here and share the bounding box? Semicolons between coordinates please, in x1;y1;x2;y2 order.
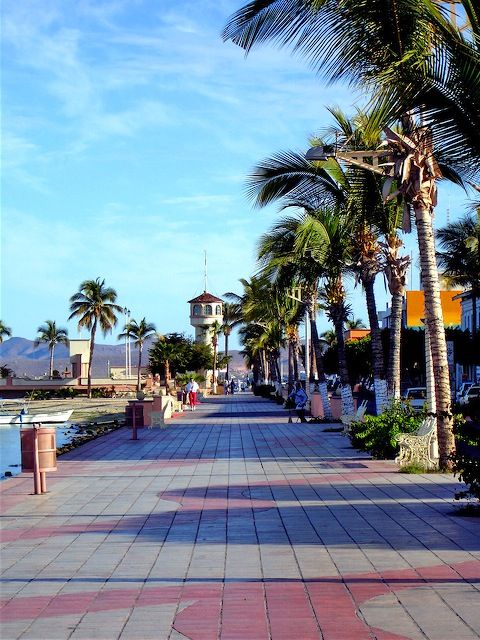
215;305;222;315
205;305;212;315
193;304;202;316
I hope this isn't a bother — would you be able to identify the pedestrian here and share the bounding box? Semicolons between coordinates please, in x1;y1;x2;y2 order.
288;382;308;423
224;379;229;395
187;378;199;410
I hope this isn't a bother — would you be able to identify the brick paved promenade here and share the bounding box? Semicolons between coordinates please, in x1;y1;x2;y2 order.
1;393;479;639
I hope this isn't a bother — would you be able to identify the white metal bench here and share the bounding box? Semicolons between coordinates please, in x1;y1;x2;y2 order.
148;407;170;429
394;415;438;469
341;400;368;434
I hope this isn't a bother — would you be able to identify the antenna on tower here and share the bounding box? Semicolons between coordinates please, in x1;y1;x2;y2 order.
204;250;208;292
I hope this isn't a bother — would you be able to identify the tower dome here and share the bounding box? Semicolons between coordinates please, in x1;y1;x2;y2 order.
188;291;224;345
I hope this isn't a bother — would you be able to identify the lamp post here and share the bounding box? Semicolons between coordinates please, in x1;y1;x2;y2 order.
124;308;131;379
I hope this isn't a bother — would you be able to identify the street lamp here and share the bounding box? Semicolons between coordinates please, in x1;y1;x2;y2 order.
124;307;131;379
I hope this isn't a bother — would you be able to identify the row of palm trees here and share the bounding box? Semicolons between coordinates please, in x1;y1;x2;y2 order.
1;279;157;396
1;279;244;398
223;0;480;468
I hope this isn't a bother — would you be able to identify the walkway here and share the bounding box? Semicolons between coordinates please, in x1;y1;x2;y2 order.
1;394;479;639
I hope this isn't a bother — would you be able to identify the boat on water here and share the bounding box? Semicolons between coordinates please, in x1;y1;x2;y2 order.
0;400;73;425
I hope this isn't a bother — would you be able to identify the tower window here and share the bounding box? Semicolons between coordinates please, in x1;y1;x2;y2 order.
193;304;202;316
215;305;222;315
205;304;212;315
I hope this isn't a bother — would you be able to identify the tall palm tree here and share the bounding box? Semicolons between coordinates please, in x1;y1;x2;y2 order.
118;318;156;391
0;321;12;343
148;336;185;392
221;302;243;381
437;210;480;335
259;209;356;415
208;320;223;393
223;0;479;465
247;121;390;413
34;320;69;378
69;278;123;398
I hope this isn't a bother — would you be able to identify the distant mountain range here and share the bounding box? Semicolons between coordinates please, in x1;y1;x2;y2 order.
0;337;246;377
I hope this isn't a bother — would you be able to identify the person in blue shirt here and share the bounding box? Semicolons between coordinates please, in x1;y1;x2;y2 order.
289;382;308;423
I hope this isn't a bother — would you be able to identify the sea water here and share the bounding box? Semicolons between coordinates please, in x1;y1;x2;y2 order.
0;423;79;479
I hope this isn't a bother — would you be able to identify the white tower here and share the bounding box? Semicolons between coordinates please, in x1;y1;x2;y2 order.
188;292;224;345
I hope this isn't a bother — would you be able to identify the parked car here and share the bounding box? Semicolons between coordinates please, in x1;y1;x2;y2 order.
459;385;480;406
403;387;427;412
456;382;474;404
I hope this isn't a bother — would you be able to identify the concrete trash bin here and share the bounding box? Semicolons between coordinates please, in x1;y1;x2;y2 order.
21;426;57;472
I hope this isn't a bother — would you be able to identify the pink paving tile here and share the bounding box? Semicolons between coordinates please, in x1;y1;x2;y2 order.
221;583;268;640
265;582;320;640
307;581;373;640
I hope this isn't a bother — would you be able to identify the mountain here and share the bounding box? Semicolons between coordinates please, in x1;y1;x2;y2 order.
0;337;247;377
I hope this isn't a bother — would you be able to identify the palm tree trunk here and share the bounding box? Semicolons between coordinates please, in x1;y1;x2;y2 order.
309;310;332;418
49;346;55;379
225;331;230;380
363;276;388;413
333;312;355;416
293;332;299;382
387;290;404;398
213;342;218;393
137;345;142;392
473;292;478;383
415;203;455;468
165;359;170;392
87;322;97;399
288;339;294;393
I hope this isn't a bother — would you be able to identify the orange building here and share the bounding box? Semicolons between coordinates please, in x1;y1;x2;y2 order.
378;290;462;329
344;329;371;341
405;290;462;328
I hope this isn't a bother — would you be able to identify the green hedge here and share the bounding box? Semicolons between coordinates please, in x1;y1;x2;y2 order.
349;400;422;459
450;420;480;504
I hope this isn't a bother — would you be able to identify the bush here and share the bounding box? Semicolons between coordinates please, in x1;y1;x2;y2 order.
450;419;480;504
252;384;275;398
91;387;115;398
349;400;422;459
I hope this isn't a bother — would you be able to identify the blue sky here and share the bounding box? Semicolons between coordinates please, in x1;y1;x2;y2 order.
1;0;470;350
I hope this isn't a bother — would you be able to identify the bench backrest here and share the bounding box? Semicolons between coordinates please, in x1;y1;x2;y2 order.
417;416;436;436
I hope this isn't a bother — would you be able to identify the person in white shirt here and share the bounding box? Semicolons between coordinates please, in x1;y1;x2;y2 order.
186;378;199;410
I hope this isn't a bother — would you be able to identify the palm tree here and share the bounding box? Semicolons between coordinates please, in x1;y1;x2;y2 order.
223;0;479;465
34;320;69;379
346;318;366;330
0;321;12;343
208;320;223;393
247;122;390;414
320;329;337;347
258;209;356;416
118;318;156;391
149;336;185;392
221;302;243;381
69;278;123;398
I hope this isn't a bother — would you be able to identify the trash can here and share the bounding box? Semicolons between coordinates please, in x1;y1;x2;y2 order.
20;426;57;472
125;403;144;427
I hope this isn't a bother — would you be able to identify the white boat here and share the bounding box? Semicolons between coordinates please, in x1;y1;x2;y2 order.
0;401;73;425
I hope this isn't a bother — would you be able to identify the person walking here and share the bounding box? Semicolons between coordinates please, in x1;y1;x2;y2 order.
187;378;199;410
288;382;308;423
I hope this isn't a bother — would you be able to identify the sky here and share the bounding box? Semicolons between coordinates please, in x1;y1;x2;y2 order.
1;0;471;350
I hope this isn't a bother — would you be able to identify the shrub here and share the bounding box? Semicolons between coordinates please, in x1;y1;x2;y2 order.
450;419;480;504
252;384;275;398
349;400;422;459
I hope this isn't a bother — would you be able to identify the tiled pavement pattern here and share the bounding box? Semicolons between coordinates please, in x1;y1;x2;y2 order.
1;394;479;640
